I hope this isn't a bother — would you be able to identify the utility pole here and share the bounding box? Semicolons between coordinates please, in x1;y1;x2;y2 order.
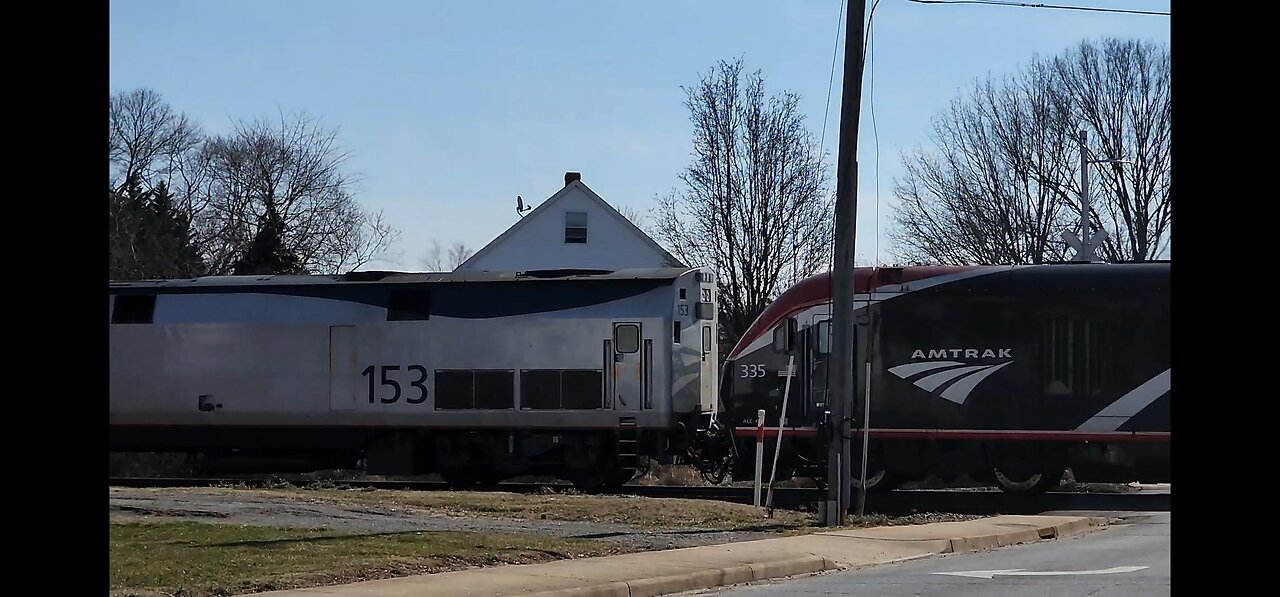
824;0;866;527
1076;129;1091;260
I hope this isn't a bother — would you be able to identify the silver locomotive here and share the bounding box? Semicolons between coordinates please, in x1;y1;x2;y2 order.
109;267;722;489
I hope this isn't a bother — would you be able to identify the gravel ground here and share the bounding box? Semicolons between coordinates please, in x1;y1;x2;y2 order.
109;487;812;550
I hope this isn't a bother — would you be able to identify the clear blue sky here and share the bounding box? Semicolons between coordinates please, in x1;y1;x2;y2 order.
109;0;1171;270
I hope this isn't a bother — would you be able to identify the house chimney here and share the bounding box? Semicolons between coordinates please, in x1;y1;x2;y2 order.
564;171;581;186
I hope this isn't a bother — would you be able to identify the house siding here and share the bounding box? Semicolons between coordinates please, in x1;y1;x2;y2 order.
458;185;680;271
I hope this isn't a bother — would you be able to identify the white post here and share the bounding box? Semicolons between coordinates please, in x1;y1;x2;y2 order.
753;409;765;507
766;356;796;517
1080;129;1090;255
1065;130;1117;261
855;362;872;515
1072;129;1094;262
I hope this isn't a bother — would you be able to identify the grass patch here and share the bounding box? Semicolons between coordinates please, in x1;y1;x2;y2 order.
128;486;814;531
110;519;625;597
264;487;813;531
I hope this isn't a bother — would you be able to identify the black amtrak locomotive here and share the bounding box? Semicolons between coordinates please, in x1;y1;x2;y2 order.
721;262;1170;494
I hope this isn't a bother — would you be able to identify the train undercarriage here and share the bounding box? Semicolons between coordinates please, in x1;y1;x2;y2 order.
731;433;1170;495
110;413;736;492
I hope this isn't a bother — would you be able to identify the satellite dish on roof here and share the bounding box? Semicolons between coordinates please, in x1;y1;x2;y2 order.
516;195;532;217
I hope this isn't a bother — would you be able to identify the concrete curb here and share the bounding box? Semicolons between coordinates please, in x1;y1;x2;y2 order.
521;517;1109;597
249;515;1113;597
522;556;837;597
947;516;1109;553
1049;516;1110;538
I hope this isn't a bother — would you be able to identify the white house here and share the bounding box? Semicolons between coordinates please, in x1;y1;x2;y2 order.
456;172;685;272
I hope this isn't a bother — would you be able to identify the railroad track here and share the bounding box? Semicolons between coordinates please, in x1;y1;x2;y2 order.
108;477;1168;514
106;477;824;507
858;488;1169;515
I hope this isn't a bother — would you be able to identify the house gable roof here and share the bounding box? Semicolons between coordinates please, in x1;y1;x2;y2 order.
457;179;685;270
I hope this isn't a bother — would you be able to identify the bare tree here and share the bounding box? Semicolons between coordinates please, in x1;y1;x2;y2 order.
615;204;649;229
891;37;1170;265
194;112;398;275
109;88;206;222
109;88;203;192
421;240;474;271
1052;38;1170;261
653;58;833;349
109;89;208;278
891;59;1077;265
108;89;399;277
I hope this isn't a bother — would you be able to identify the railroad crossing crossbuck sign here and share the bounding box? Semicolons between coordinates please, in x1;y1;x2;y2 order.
1063;229;1108;262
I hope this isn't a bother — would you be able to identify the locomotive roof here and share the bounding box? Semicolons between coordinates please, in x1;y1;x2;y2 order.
109;267;701;290
726;261;1169;360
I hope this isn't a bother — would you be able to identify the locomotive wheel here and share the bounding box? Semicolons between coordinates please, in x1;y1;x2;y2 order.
992;468;1063;494
850;469;899;494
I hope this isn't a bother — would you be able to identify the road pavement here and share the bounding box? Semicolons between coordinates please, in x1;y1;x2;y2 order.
691;511;1170;596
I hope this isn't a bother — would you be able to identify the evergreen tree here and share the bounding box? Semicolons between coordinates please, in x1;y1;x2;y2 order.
233;201;307;275
109;173;205;279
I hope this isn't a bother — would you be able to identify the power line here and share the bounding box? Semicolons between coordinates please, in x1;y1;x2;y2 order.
863;0;883;70
823;0;884;257
819;0;847;153
905;0;1169;15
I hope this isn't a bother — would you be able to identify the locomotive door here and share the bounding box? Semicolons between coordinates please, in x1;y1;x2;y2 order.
610;322;644;411
807;316;833;413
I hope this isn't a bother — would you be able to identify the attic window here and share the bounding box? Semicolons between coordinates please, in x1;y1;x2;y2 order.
565;211;587;243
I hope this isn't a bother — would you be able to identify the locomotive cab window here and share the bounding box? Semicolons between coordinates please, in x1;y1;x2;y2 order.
614;323;640;353
112;295;156;324
772;318;796;353
815;320;832;355
702;325;712;355
387;289;430;321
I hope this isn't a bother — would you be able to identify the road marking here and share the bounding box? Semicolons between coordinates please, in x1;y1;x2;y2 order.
934;566;1148;579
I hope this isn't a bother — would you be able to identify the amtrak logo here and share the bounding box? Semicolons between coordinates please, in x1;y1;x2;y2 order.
888;349;1013;405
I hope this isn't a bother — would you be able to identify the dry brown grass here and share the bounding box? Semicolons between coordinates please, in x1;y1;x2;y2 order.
629;464;713;486
145;486;815;531
110;519;626;597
